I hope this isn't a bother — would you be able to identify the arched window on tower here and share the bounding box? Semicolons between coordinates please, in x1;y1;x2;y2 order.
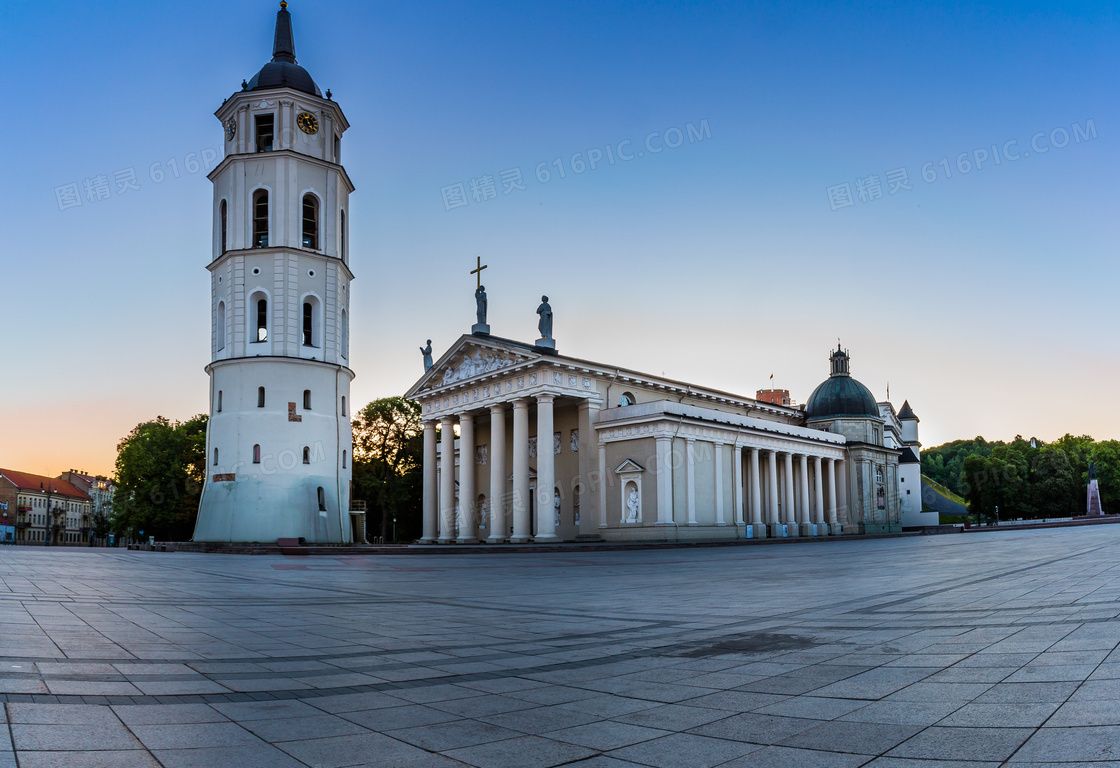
341;308;349;359
254;297;268;342
342;450;347;469
303;302;314;346
217;391;223;413
216;300;226;351
213;448;219;466
341;396;347;416
302;194;319;249
302;296;321;348
253;444;261;464
219;200;227;252
340;209;346;260
303;390;311;410
257;387;265;408
317;486;326;511
303;447;310;464
253;190;269;247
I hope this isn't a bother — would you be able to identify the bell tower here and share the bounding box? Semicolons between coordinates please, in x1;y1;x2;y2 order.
194;2;356;544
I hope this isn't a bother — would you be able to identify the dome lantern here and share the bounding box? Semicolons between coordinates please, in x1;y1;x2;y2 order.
805;344;880;419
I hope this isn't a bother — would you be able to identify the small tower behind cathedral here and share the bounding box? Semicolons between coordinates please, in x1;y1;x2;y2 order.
194;2;356;544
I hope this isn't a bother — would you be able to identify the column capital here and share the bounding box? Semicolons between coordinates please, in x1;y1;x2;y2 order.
685;436;696;444
512;397;530;409
459;412;474;424
536;393;556;405
488;403;506;415
577;399;600;413
439;415;456;426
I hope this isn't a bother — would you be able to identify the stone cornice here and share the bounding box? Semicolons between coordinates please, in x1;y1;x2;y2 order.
206;149;356;194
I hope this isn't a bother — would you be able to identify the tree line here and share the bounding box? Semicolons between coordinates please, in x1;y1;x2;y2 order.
109;398;424;542
923;435;1116;521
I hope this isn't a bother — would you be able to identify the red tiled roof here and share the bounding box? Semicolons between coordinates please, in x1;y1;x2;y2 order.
0;469;91;500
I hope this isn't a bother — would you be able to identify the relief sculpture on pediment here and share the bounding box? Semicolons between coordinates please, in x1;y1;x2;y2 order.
440;348;518;386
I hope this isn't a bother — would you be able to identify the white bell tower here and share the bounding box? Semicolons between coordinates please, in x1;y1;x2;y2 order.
194;2;356;544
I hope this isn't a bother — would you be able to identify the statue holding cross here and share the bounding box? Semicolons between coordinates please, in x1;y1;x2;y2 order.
470;256;490;336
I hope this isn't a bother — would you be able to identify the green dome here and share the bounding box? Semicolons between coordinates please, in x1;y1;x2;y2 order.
805;376;880;419
804;346;879;419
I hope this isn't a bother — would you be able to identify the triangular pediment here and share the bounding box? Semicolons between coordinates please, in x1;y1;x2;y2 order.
406;335;538;398
615;459;645;474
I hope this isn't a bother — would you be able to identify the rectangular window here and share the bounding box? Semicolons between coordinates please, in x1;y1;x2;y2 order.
302;302;313;346
303;390;311;410
255;114;274;152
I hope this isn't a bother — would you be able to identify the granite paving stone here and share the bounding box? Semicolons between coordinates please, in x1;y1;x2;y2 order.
2;527;1120;766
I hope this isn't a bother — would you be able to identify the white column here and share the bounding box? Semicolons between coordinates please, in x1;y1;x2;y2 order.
578;401;601;533
457;414;477;543
655;435;674;525
685;438;697;526
750;447;763;530
799;453;811;534
814;456;826;529
438;416;456;543
766;450;779;531
827;457;839;530
715;442;726;526
420;420;437;543
732;445;745;526
510;399;531;543
598;442;608;529
534;395;559;542
783;452;797;533
836;458;849;529
487;405;506;543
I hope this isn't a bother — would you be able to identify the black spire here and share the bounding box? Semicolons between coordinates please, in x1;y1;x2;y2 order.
272;2;297;64
244;0;321;97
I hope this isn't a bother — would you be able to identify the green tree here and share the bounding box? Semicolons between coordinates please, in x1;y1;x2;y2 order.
112;415;208;540
1089;441;1120;512
352;397;422;543
962;455;992;522
1031;445;1079;519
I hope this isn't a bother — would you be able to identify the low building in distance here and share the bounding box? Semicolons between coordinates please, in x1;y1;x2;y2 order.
0;469;92;545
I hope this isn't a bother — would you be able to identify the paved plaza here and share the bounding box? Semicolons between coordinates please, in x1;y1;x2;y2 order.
1;528;1120;767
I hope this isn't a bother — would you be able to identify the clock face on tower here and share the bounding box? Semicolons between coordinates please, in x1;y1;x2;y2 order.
225;118;236;140
297;112;319;134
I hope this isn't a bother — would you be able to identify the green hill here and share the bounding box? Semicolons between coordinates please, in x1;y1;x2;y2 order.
921;475;967;506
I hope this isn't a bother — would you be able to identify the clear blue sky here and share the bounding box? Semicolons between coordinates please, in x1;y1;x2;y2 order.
2;0;1117;475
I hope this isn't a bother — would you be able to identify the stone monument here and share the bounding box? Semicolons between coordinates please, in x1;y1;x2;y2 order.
471;258;490;335
420;340;434;372
1087;461;1104;516
535;295;555;352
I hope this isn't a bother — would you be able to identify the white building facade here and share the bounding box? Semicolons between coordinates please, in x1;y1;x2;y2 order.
406;333;914;544
194;4;356;544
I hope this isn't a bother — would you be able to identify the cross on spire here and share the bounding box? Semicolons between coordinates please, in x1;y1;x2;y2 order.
470;256;488;289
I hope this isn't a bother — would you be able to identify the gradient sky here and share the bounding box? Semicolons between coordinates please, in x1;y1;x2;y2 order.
1;0;1117;477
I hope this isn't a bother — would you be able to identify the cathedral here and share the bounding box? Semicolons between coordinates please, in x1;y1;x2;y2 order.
192;4;930;546
406;322;930;543
194;2;356;544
